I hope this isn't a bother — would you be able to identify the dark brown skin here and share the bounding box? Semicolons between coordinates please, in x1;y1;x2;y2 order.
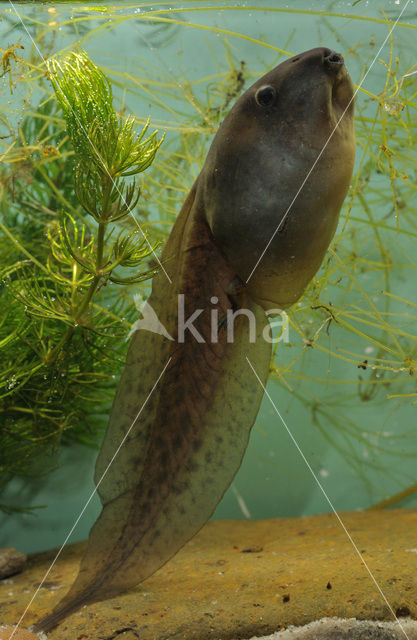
32;48;355;633
202;47;355;309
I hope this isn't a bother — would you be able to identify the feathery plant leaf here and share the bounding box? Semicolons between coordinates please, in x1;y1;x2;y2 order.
47;51;164;180
0;51;163;512
48;52;117;167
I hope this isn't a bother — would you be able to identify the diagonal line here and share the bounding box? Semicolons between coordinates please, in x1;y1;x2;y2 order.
7;0;172;284
246;355;411;640
245;0;412;285
8;357;172;639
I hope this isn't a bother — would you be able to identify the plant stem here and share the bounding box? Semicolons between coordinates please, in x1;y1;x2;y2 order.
45;177;113;368
96;221;105;271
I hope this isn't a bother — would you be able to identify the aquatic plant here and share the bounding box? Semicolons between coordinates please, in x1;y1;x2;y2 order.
0;50;162;512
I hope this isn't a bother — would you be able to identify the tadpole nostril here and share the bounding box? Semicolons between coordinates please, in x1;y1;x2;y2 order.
323;49;344;74
324;50;344;66
328;53;342;63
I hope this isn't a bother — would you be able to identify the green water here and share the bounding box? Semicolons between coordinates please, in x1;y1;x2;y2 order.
0;1;416;554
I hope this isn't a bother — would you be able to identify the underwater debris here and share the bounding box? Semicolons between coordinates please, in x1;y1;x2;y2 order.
0;41;25;94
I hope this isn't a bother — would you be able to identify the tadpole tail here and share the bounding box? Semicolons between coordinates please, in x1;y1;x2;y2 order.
31;593;88;633
30;184;272;632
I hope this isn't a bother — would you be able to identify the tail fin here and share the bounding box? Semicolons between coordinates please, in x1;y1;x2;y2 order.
33;184;271;631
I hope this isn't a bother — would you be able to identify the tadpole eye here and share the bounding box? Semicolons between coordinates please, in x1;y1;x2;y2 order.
255;85;277;107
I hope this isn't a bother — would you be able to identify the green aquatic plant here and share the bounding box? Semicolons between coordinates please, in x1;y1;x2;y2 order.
0;51;163;512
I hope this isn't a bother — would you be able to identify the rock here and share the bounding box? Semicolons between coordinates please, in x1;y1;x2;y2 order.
0;510;416;639
0;549;27;579
0;626;47;640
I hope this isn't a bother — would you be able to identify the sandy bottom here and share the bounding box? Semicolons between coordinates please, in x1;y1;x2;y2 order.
2;617;417;640
2;511;416;639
